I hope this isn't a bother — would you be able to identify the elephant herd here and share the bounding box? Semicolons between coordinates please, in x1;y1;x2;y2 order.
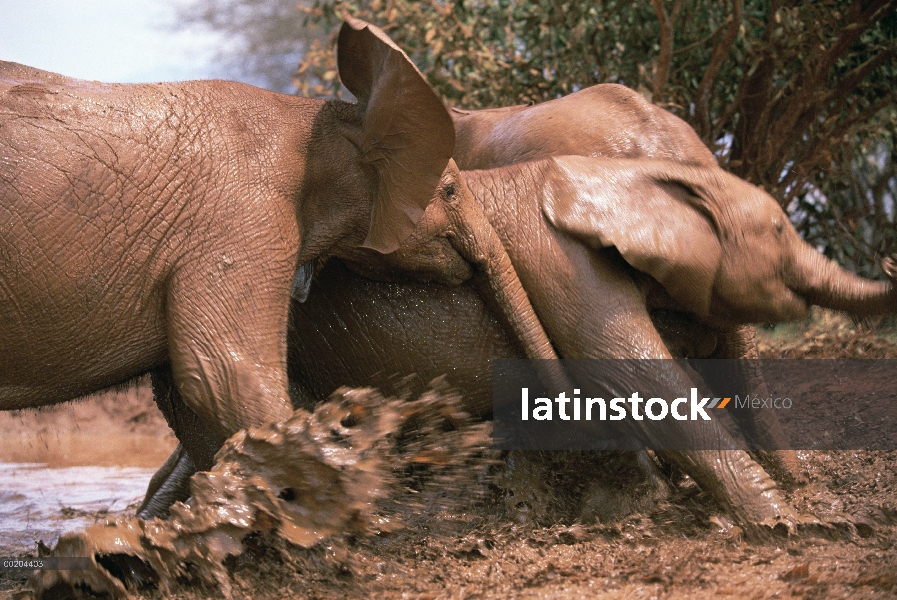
2;18;896;537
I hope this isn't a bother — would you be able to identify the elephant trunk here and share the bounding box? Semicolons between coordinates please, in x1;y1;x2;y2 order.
788;238;897;315
446;185;572;393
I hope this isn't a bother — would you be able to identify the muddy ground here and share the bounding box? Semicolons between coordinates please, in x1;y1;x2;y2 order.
1;309;896;599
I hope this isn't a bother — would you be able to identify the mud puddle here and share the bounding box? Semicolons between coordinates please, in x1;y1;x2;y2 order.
0;463;156;554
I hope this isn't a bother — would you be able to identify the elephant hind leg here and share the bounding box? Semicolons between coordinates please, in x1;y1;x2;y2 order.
138;365;212;518
151;365;221;472
137;443;195;519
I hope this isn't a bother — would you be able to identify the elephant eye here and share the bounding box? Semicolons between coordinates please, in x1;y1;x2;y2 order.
774;219;784;235
444;183;457;200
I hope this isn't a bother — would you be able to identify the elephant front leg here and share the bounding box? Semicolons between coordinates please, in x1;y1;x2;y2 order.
566;359;802;535
695;325;804;486
163;259;295;442
140;256;297;517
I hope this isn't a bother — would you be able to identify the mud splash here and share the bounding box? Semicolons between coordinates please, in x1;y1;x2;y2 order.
31;384;492;599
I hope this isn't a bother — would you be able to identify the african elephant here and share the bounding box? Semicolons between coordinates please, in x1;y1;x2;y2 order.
451;83;717;169
142;82;799;524
0;19;554;497
451;83;800;482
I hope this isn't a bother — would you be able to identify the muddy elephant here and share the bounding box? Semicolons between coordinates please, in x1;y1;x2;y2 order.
141;82;837;526
451;83;803;482
149;153;897;532
296;157;896;532
0;19;554;497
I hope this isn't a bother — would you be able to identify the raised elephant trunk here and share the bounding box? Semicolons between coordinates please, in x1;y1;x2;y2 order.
445;177;571;393
789;238;897;315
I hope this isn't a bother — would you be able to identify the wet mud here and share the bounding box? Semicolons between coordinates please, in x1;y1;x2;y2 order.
2;310;896;599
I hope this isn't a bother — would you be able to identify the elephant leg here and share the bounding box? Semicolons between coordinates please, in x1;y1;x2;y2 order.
137;255;296;516
138;366;216;519
151;365;222;471
163;256;294;442
137;442;195;519
526;249;800;532
565;358;799;532
694;325;803;486
140;364;323;519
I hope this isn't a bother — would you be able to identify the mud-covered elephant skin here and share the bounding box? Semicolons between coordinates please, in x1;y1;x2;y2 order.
0;19;461;469
451;83;717;170
146;154;897;529
143;159;564;519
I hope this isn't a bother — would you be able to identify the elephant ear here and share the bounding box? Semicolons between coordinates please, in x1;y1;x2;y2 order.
542;156;723;318
338;18;455;254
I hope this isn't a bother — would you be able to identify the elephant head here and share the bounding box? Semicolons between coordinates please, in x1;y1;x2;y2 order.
541;156;897;327
331;27;565;375
336;159;565;383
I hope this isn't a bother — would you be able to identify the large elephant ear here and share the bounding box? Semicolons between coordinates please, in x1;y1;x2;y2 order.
541;156;723;318
337;17;455;254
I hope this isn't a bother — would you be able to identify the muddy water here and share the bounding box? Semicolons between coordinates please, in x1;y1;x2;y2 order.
0;463;155;553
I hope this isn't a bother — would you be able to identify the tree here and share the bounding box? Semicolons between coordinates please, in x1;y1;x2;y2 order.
296;0;896;276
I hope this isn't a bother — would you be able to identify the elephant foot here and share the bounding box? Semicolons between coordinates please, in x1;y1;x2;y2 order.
655;448;809;539
749;449;806;489
703;474;859;542
746;508;864;542
137;444;195;519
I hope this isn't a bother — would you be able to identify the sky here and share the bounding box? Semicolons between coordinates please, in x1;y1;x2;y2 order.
0;0;230;83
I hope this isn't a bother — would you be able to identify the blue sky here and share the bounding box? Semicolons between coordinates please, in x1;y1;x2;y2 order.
0;0;229;83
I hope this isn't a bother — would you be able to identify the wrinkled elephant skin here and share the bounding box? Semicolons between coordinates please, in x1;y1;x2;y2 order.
0;19;459;471
467;157;895;529
450;84;797;483
141;82;896;528
149;155;897;532
451;83;717;170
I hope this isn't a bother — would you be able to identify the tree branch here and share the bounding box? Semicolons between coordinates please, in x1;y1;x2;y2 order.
651;0;683;104
726;0;781;175
818;46;896;121
769;0;896;167
694;0;743;141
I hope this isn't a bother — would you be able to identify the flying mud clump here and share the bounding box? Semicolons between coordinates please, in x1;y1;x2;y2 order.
31;383;493;599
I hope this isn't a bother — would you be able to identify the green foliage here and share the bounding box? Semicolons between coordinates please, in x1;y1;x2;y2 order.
298;0;659;105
